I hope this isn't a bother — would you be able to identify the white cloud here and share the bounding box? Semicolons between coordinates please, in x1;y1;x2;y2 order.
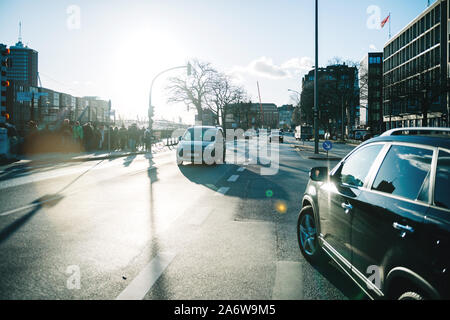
369;44;377;51
229;56;313;81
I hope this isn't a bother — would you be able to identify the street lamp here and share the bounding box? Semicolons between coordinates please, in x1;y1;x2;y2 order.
314;0;319;154
148;62;191;154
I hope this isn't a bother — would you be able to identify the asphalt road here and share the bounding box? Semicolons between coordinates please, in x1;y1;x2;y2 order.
0;135;366;300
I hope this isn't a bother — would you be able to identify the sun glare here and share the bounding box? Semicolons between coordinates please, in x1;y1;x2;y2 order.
108;27;187;121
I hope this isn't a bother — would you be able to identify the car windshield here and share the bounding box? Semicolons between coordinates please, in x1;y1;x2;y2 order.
182;128;217;141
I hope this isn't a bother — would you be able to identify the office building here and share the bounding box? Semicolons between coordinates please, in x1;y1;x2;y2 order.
383;0;449;128
360;52;384;133
7;40;38;87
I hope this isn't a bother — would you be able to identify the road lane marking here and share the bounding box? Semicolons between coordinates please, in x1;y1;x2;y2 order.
116;252;176;300
227;175;239;182
215;187;229;196
188;207;213;226
0;193;67;217
272;261;304;300
237;167;245;172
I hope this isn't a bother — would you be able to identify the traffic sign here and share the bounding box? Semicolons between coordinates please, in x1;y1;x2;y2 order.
323;140;333;151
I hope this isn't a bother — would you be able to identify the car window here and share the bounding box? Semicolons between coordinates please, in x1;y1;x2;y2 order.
372;145;433;201
339;144;384;188
182;128;217;141
434;150;450;209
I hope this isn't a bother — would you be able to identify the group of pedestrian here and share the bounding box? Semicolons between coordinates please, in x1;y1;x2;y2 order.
22;119;153;154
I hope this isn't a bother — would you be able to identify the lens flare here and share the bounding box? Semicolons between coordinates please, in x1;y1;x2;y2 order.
275;201;287;214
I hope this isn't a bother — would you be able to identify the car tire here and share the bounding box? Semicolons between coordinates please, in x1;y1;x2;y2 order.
297;206;324;263
398;291;424;300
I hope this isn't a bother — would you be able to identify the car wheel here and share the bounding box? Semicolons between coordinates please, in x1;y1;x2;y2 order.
297;206;323;263
398;291;424;300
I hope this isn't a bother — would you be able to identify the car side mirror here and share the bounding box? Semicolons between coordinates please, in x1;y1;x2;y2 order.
310;167;328;182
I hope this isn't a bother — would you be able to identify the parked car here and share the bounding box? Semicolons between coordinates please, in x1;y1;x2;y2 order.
176;126;226;165
297;127;450;300
354;130;368;140
269;130;284;143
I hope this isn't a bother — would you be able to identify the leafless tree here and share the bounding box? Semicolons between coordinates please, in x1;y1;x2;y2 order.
207;73;247;126
166;59;218;121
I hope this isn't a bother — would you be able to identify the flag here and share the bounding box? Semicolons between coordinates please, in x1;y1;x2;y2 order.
381;15;390;28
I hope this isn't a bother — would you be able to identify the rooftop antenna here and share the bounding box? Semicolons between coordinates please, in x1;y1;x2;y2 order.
18;22;22;43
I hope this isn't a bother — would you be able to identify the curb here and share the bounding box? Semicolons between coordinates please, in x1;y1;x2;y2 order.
2;146;176;168
307;156;342;161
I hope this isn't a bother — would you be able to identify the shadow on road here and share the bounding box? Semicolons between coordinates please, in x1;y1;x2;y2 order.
177;163;290;201
308;259;369;300
0;194;64;244
123;154;137;167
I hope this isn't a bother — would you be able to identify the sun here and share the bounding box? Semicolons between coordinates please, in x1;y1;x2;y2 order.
107;26;188;121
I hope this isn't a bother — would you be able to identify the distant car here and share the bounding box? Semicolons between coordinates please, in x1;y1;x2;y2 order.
354;130;368;141
362;132;373;141
295;125;313;141
269;130;283;143
176;126;226;165
297;127;450;300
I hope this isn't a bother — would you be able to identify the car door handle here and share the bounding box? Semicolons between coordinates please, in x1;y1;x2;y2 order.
341;202;353;210
393;222;414;234
341;202;353;214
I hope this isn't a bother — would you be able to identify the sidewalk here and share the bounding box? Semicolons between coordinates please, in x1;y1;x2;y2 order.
0;141;177;168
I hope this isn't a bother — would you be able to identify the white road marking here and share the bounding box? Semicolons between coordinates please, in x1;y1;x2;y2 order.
237;167;245;172
215;187;229;196
116;252;176;300
0;193;67;217
272;261;304;300
188;207;213;226
227;175;239;182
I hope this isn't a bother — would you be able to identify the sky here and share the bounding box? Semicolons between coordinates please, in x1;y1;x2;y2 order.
0;0;435;124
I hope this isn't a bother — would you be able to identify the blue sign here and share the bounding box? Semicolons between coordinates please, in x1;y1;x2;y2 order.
323;141;333;151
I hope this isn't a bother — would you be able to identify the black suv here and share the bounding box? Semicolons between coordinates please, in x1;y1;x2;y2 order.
297;128;450;300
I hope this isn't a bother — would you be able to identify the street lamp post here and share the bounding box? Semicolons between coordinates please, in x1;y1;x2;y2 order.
314;0;319;154
148;63;191;154
288;89;301;127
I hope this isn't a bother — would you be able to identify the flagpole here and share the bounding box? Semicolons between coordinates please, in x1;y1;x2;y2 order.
389;12;391;39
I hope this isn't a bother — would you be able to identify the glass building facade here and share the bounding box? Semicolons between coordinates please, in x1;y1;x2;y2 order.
383;0;449;128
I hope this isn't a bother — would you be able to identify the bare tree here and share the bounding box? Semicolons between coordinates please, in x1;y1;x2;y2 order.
166;59;217;121
207;73;247;126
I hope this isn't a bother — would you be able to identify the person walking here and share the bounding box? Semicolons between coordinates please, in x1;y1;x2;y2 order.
119;125;127;150
72;121;84;151
82;122;93;151
60;119;72;152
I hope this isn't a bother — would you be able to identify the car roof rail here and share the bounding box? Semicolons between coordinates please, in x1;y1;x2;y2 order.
380;127;450;137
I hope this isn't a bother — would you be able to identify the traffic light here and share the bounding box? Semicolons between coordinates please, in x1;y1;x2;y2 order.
148;105;154;118
187;62;192;76
1;44;11;124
